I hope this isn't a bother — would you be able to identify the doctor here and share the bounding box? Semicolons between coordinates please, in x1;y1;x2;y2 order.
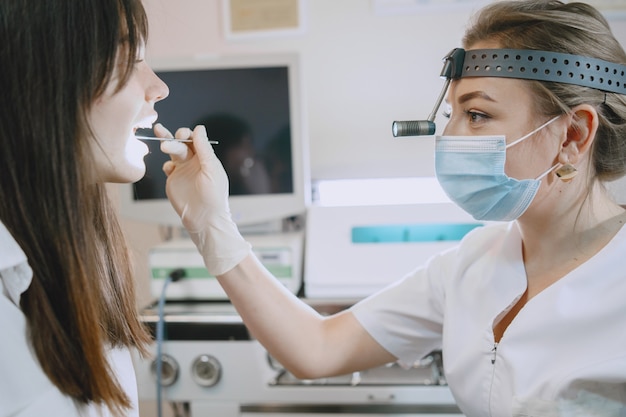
159;0;626;415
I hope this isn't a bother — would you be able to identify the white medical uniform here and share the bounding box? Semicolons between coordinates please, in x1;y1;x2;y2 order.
351;221;626;417
0;222;140;417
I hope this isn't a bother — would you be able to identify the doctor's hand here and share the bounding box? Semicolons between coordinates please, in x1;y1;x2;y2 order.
157;123;251;276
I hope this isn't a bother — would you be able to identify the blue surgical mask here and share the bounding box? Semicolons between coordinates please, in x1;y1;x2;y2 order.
435;116;560;221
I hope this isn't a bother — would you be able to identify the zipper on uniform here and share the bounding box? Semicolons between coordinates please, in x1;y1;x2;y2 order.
487;342;499;417
491;343;498;364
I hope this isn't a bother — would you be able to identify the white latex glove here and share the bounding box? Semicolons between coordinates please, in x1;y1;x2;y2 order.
157;123;251;276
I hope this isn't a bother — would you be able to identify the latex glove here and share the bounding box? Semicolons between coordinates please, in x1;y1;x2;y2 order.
157;123;251;276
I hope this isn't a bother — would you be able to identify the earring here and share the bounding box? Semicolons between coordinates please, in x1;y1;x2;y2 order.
556;164;578;182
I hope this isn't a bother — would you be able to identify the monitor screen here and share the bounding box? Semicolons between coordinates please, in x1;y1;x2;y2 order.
118;53;309;227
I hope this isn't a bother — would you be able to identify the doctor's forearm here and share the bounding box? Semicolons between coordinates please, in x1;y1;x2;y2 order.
216;253;332;379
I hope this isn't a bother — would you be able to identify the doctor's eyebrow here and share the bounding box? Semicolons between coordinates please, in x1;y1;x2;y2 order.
457;91;496;105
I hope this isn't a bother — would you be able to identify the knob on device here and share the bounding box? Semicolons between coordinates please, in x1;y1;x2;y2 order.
150;354;179;387
192;354;222;387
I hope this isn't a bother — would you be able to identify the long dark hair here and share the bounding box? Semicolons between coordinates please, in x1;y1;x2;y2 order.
0;0;151;414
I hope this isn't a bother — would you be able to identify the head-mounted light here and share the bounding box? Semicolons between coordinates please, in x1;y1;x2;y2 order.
392;48;626;137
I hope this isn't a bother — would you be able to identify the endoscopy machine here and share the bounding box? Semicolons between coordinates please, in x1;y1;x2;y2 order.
133;202;475;417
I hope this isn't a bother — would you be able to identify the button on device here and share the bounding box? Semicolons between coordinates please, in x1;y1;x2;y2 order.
150;354;179;387
192;354;222;387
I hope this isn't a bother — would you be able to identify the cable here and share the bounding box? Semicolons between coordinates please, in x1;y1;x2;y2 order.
156;268;186;417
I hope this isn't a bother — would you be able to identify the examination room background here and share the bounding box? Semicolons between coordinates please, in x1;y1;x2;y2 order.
107;1;626;415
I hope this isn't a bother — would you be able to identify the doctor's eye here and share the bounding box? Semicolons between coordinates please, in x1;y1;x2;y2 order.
465;110;489;123
441;103;452;119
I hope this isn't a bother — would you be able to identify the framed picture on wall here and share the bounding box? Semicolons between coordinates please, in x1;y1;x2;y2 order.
222;0;307;40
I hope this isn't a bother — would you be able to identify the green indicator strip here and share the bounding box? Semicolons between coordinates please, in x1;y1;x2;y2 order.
351;223;482;244
152;265;293;280
151;267;211;279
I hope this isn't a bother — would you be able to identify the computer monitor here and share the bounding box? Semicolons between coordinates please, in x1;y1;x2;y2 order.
118;53;310;227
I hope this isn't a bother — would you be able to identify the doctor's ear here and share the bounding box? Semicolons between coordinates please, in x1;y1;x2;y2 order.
560;104;599;164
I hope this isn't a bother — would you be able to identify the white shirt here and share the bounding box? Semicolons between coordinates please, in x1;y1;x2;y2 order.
351;221;626;417
0;222;139;417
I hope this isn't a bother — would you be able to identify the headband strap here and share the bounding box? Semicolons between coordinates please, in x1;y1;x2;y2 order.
441;48;626;94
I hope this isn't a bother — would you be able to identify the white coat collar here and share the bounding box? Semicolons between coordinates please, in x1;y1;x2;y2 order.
0;222;33;305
